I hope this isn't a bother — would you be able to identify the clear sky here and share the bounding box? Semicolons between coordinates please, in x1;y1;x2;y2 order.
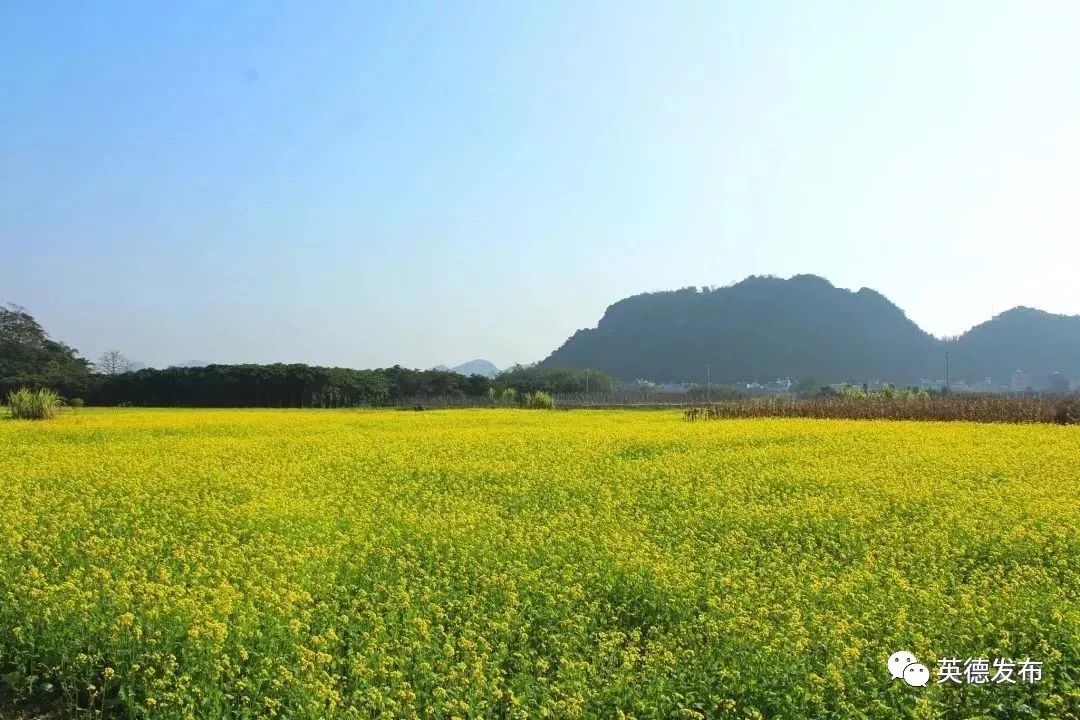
3;1;1079;370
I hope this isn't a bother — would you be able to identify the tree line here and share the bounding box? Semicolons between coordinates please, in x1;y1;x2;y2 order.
0;304;613;407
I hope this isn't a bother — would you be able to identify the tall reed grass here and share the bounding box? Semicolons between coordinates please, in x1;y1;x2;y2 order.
5;387;65;420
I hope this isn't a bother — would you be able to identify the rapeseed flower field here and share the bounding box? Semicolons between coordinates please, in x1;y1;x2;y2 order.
1;409;1078;719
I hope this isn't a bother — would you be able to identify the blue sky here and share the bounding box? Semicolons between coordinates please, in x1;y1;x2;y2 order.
3;1;1079;369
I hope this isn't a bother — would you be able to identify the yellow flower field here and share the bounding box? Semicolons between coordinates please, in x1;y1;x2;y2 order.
1;409;1078;718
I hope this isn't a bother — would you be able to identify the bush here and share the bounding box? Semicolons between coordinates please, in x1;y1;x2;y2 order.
6;388;66;420
70;397;85;408
524;390;555;410
1054;397;1080;425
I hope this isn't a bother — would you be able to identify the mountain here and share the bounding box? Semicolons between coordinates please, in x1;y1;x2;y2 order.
449;359;500;378
540;275;1080;387
949;307;1080;386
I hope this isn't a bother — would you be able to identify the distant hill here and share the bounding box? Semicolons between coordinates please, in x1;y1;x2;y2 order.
428;360;500;377
450;359;500;378
540;275;1080;388
948;307;1080;387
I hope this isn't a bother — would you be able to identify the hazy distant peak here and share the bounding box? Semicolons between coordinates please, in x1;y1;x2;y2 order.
450;359;500;377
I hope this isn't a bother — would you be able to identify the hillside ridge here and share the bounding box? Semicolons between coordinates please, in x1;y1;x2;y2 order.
540;275;1080;387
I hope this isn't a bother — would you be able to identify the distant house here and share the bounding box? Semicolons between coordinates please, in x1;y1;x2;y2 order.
1010;370;1030;392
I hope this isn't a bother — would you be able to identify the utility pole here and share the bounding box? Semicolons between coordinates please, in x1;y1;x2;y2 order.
706;362;711;404
945;351;950;395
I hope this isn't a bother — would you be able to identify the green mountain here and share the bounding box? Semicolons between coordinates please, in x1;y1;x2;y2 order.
946;307;1080;388
540;275;1080;387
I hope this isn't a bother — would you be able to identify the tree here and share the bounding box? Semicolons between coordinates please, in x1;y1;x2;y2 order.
96;350;133;375
0;303;92;394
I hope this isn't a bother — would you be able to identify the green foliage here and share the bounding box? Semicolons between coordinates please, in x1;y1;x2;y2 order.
523;390;555;409
82;364;499;408
0;306;504;408
840;384;867;398
70;397;85;408
6;387;65;420
0;303;92;397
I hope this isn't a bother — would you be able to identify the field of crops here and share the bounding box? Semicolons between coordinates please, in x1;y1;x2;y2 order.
1;409;1078;719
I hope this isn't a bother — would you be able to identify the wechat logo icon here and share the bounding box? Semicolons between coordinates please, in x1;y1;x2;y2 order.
889;650;929;687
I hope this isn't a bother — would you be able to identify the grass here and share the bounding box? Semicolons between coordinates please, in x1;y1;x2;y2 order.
1;408;1078;718
4;388;65;420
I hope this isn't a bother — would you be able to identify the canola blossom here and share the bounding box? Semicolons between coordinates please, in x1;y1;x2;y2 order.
1;408;1078;719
